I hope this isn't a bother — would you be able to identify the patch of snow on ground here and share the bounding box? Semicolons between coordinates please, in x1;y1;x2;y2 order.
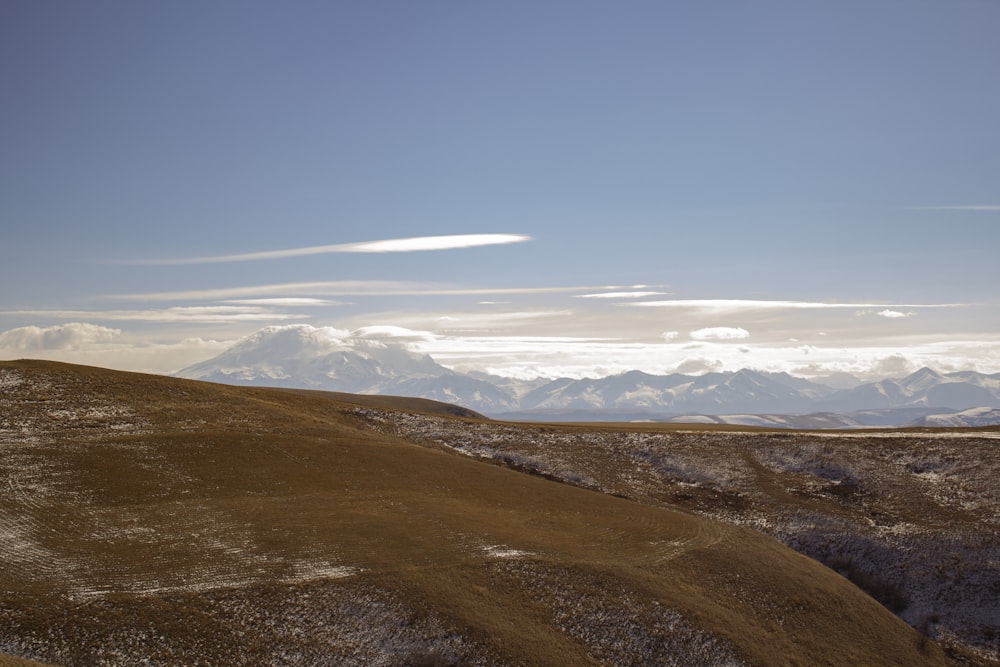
283;562;360;584
481;544;533;559
0;369;24;389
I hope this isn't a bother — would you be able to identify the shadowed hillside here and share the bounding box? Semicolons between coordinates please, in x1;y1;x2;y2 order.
0;361;956;665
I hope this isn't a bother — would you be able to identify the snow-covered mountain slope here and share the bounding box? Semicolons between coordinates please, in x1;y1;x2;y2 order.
825;368;1000;411
915;406;1000;428
665;406;1000;429
392;374;519;413
179;325;450;392
667;413;868;429
177;327;1000;423
177;325;511;411
519;369;834;414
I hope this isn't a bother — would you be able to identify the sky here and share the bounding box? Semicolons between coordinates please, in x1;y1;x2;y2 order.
1;0;999;381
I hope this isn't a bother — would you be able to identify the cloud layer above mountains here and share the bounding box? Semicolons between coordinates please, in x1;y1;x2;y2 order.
6;319;990;387
2;3;999;382
2;271;996;379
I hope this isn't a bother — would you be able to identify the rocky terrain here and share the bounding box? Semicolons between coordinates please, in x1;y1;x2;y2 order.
0;360;992;665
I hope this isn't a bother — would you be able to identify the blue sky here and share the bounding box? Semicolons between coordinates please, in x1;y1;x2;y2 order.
2;0;998;379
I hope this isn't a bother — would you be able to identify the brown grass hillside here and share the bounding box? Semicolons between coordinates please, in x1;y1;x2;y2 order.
366;408;1000;664
0;360;956;665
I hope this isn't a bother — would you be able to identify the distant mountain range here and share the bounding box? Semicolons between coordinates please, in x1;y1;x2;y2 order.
178;325;1000;428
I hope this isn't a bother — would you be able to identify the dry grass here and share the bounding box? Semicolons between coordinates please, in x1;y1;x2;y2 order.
0;361;964;665
365;409;999;663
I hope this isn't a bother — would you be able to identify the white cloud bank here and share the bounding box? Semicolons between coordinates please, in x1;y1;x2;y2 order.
2;307;308;324
5;322;1000;381
0;323;228;374
908;205;1000;211
0;323;121;351
108;281;599;303
120;234;532;265
417;332;1000;381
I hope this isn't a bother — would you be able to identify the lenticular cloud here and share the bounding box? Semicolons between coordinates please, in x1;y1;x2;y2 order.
340;234;530;253
122;234;532;265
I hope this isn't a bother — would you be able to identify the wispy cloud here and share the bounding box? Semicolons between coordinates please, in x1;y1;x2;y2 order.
351;325;435;341
110;281;425;302
626;299;961;313
1;307;307;323
431;310;575;330
116;233;532;265
222;298;340;306
575;291;671;299
109;281;603;302
907;205;1000;211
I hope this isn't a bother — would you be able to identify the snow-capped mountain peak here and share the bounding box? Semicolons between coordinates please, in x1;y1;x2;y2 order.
898;367;945;393
176;326;1000;425
179;324;450;392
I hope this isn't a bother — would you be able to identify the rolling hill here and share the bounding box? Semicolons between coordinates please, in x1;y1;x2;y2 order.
371;410;999;663
0;360;967;665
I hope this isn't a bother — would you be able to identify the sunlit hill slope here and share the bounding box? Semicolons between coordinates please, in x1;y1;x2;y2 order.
0;360;962;665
